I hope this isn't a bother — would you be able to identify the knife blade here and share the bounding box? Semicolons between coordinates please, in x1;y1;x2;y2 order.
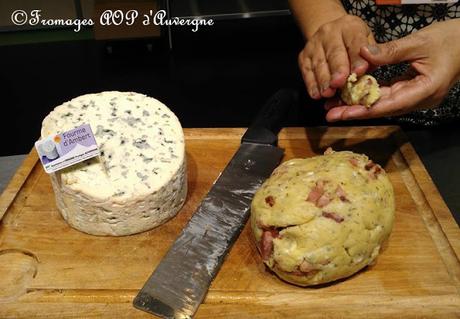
133;89;298;319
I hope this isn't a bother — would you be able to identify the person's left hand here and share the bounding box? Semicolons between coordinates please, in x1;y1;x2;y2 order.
325;19;460;122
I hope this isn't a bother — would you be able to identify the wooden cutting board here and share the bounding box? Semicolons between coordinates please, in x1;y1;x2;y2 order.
0;127;459;318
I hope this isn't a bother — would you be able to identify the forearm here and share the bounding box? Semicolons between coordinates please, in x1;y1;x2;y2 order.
288;0;347;39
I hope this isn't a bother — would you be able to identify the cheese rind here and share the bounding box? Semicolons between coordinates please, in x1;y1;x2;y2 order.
41;91;187;236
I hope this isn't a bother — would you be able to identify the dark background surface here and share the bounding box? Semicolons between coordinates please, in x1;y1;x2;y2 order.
1;16;307;155
0;15;459;224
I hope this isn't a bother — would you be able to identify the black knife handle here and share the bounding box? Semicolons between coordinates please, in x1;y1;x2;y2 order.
241;89;298;146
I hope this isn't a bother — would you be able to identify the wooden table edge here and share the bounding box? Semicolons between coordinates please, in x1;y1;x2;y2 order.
0;150;39;221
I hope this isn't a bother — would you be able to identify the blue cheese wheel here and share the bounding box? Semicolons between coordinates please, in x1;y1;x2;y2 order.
41;91;187;236
250;149;394;286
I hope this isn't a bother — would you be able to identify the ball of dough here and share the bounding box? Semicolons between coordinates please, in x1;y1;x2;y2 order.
250;149;394;286
341;73;380;107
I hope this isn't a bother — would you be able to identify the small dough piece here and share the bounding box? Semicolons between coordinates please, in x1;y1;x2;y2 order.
341;73;380;107
250;149;395;286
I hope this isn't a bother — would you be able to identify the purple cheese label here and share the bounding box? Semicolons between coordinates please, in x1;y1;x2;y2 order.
35;124;100;174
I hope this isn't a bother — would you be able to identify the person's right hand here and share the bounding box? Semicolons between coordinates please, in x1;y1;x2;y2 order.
298;14;375;100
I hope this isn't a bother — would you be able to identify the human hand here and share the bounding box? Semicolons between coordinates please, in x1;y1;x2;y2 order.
325;19;460;122
298;14;375;100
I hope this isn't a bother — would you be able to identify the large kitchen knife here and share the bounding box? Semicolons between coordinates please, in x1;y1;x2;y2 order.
133;89;298;319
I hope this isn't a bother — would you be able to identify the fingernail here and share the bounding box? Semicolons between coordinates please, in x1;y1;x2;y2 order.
321;82;330;93
352;60;364;70
332;72;342;81
310;87;319;98
367;45;380;55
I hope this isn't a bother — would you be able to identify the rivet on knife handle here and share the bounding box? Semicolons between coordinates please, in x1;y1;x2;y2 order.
133;89;297;318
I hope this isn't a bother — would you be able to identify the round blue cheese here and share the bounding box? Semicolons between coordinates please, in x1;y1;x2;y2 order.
41;91;187;236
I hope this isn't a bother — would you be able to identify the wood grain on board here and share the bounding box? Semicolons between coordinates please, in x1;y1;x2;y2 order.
0;127;459;318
